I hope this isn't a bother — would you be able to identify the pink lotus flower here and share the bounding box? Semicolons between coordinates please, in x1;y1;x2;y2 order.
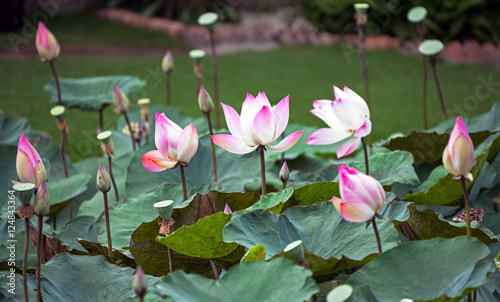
306;86;371;158
211;92;303;154
36;22;60;62
113;86;130;114
16;134;47;189
332;165;385;222
443;117;474;181
142;113;198;171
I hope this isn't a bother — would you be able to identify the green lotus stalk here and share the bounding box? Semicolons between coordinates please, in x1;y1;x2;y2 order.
189;49;205;98
361;137;369;175
372;215;383;254
429;57;448;120
98;131;119;203
258;145;267;195
97;163;114;260
210;260;219;280
180;165;188;201
460;178;472;237
199;85;217;182
34;181;50;302
162;50;174;106
50;106;70;219
14;183;35;302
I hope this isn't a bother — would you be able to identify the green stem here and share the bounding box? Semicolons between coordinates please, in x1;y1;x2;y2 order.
123;112;136;151
168;247;174;274
180;165;188;201
166;72;171;106
429;57;448;120
210;260;219;280
460;177;472;237
258;145;267;195
60;129;68;178
209;29;220;129
372;216;383;254
205;113;218;182
361;137;369;175
36;215;43;302
23;218;29;302
282;181;287;190
357;22;372;155
108;155;120;203
195;73;201;98
49;60;62;106
103;192;114;260
421;54;428;129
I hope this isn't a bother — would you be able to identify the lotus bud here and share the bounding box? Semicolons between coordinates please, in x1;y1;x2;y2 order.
113;86;129;114
36;22;60;62
97;163;111;193
34;181;50;216
161;50;174;74
442;117;474;181
279;162;289;183
198;85;214;114
224;203;232;214
16;134;47;189
133;265;147;299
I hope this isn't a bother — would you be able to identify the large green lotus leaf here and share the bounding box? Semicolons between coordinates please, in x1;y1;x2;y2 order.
348;237;493;302
157;258;318;302
52;215;98;252
0;112;29;144
403;139;493;206
26;253;160;301
99;182;221;249
130;217;214;277
126;139;260;197
46;173;91;215
244;187;293;214
223;202;399;275
290;182;339;206
0;144;18;198
76;239;136;268
406;204;500;245
45;76;146;111
157;212;237;259
382;131;493;164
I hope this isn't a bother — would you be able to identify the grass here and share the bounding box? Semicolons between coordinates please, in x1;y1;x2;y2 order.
1;12;499;162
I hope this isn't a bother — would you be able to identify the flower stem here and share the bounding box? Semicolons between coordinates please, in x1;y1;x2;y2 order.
372;216;383;254
421;54;428;129
108;155;119;203
123;112;136;151
23;218;29;302
209;29;220;129
195;73;202;97
60;129;68;178
167;247;174;274
166;72;171;106
258;145;267;195
210;260;219;280
460;177;472;237
282;181;287;190
361;137;369;175
357;22;372;155
98;107;104;134
205;112;218;182
103;192;114;260
429;57;448;120
49;61;62;106
180;165;188;201
36;215;43;302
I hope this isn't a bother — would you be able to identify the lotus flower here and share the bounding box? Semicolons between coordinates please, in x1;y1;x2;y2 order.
306;86;371;158
113;86;130;114
34;181;50;216
36;22;60;62
211;92;303;154
142;113;198;171
97;163;111;193
198;85;214;114
16;134;47;189
332;165;385;222
162;50;174;74
443;117;474;181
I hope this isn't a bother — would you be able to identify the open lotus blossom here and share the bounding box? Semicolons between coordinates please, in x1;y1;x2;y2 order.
211;92;303;154
36;22;60;62
332;165;385;222
443;117;474;181
15;134;47;189
142;113;198;171
306;86;371;158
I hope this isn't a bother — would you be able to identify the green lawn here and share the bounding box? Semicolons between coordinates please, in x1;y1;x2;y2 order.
1;13;499;162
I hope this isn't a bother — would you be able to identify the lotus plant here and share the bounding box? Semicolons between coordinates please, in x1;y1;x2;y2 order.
199;85;217;181
211;92;303;195
36;22;62;106
97;163;114;259
306;86;371;174
34;181;50;302
142;112;198;200
133;266;147;302
280;161;289;189
162;50;174;106
113;85;136;150
443;117;475;236
332;165;385;254
15;134;47;189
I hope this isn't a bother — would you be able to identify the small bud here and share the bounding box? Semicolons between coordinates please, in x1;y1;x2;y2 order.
16;134;47;189
162;50;174;74
97;163;111;193
34;181;50;216
113;86;130;114
36;22;60;62
279;162;289;183
133;265;147;299
224;203;232;214
198;85;214;114
442;117;474;181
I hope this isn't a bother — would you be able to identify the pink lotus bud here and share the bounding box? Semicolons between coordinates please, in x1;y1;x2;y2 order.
198;85;214;114
279;161;289;182
442;117;474;181
16;134;47;189
36;22;60;62
332;165;385;222
97;163;111;193
133;265;147;299
113;86;130;114
34;181;50;216
224;203;232;214
161;50;174;74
